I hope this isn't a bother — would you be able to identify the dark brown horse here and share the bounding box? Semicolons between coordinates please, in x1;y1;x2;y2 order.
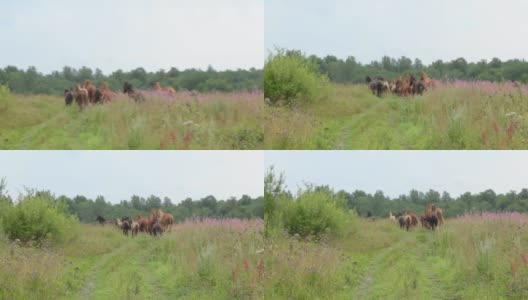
96;215;105;225
123;82;145;102
151;216;163;236
122;220;131;236
427;203;445;226
64;89;74;106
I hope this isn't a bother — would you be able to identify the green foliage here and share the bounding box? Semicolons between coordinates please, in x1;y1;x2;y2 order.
0;178;12;220
0;65;262;95
2;193;78;244
264;166;291;237
57;193;263;224
283;188;350;238
280;51;528;83
264;49;329;105
265;167;357;239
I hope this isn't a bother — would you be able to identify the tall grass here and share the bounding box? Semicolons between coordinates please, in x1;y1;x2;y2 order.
265;81;528;149
0;219;264;299
265;214;528;299
0;91;263;149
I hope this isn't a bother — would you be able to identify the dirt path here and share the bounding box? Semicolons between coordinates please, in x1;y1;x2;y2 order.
78;239;135;300
353;234;413;299
335;101;384;149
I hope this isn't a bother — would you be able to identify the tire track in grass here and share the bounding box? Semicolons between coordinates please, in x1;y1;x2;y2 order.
353;233;414;299
335;101;385;149
17;109;71;148
415;232;455;300
77;238;136;300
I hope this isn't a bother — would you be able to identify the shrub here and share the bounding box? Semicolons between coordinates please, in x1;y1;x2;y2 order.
264;49;329;106
283;188;352;238
264;167;292;237
2;194;78;245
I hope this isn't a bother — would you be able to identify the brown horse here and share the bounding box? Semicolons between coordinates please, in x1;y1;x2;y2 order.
137;213;150;232
101;82;116;103
84;80;97;103
401;74;413;96
75;85;89;108
156;209;174;232
405;209;418;227
419;71;435;89
427;203;445;226
153;82;176;95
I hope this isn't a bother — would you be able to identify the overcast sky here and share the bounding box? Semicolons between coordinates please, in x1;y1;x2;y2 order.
266;0;528;64
0;0;263;74
265;151;528;198
0;151;263;203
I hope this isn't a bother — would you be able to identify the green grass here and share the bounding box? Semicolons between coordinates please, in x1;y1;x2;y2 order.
0;220;264;299
265;83;528;149
0;92;263;149
265;218;528;299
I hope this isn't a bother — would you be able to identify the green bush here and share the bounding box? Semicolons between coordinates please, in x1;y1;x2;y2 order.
264;49;329;106
2;194;78;245
283;189;352;238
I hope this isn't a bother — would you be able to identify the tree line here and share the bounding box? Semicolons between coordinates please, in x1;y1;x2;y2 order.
0;183;263;223
279;49;528;84
321;186;528;218
0;65;263;95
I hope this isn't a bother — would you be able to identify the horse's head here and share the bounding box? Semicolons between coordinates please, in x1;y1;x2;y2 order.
123;82;133;93
366;76;372;83
154;82;161;90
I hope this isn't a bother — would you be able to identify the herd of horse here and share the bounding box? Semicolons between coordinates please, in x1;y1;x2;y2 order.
389;203;445;231
64;80;176;108
366;71;436;98
96;208;174;237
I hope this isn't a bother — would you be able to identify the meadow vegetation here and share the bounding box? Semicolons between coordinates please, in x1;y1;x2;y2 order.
0;184;264;299
0;219;264;300
265;82;528;149
266;215;528;299
0;87;263;149
264;168;528;299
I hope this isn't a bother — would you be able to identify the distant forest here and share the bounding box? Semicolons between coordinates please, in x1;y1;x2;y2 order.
286;185;528;218
0;65;263;95
278;49;528;84
0;187;263;223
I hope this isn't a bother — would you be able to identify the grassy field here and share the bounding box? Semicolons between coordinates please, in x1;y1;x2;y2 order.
265;81;528;149
265;213;528;299
0;91;263;149
0;218;264;299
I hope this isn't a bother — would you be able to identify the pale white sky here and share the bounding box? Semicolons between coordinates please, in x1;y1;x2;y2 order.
266;151;528;198
0;151;264;203
0;0;264;74
266;0;528;64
